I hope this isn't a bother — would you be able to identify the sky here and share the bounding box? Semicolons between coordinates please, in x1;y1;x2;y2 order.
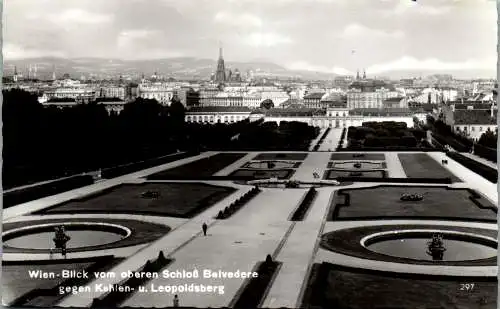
3;0;498;76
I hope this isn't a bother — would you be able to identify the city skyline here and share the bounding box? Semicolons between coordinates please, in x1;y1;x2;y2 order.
3;0;497;77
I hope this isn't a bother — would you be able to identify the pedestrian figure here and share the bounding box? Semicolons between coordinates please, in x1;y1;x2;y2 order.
202;223;208;236
173;294;179;307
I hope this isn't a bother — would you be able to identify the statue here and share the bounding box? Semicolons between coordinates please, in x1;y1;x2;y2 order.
426;233;446;261
285;180;300;188
53;226;71;258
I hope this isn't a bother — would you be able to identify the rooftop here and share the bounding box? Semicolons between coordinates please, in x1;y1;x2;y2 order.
349;108;414;116
348;79;396;92
262;107;324;116
186;106;252;113
303;93;325;100
454;109;497;125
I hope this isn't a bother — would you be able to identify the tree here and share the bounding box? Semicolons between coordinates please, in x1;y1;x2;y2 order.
478;130;497;149
186;88;200;107
260;99;274;109
169;96;186;127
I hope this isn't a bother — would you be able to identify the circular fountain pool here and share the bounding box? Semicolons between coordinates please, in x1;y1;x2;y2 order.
362;230;497;262
3;222;130;250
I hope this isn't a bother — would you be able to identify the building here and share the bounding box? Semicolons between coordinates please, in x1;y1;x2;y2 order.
95;98;127;114
137;83;174;105
303;93;326;108
43;86;97;103
185;106;252;124
440;101;497;140
215;47;226;83
347;78;399;109
382;97;408;109
98;86;126;100
311;107;416;128
452;109;497;141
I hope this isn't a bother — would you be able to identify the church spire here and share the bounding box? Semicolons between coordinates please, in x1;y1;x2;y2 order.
219;41;223;59
363;69;366;79
215;43;226;83
356;69;360;80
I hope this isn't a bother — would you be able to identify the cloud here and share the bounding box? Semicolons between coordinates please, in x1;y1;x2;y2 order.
3;43;68;60
388;1;451;16
339;24;404;39
214;11;263;28
286;61;353;75
244;32;293;47
366;56;496;74
28;9;113;25
226;0;343;3
117;30;164;49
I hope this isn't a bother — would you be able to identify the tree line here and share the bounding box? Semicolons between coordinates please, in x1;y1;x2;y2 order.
3;89;319;189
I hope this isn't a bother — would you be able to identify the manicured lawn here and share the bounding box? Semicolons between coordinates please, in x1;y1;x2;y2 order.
252;153;308;161
147;153;246;179
398;153;461;181
331;186;497;221
302;263;497;309
37;183;236;218
325;170;386;179
330;153;385;161
230;169;294;179
3;218;171;253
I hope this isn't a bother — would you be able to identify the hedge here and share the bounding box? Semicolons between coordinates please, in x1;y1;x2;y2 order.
340;147;437;152
101;151;199;179
335;177;453;184
474;144;497;163
3;175;95;208
232;257;280;309
446;152;498;183
290;187;317;221
216;187;261;219
432;133;470;152
93;252;171;307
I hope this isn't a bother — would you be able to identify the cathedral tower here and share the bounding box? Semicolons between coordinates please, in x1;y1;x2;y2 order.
215;44;226;83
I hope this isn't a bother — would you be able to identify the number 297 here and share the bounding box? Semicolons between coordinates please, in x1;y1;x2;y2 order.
460;283;475;291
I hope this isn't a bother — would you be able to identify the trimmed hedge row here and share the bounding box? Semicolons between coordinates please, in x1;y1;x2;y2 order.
290;187;317;221
335;127;347;151
335;177;453;184
339;147;437;152
313;128;331;151
474;144;497;163
92;251;172;307
232;255;280;309
216;186;261;219
432;133;470;152
446;152;498;183
3;175;95;208
101;151;199;179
